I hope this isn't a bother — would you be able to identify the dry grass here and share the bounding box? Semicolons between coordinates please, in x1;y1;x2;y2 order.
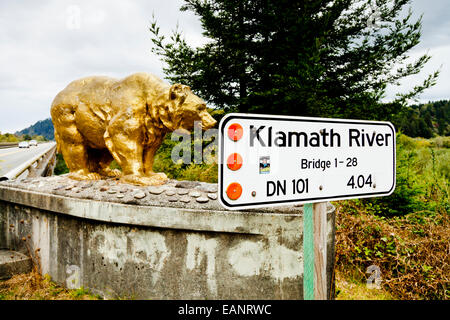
335;270;397;300
334;200;449;300
0;268;101;300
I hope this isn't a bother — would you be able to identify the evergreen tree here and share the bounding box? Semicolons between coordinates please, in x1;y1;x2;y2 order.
150;0;438;120
391;100;450;137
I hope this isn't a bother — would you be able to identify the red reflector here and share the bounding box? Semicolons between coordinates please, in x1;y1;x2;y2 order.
227;123;243;141
227;153;243;171
226;182;242;200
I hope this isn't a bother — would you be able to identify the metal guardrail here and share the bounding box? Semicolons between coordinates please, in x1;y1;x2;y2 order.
0;142;19;149
0;142;57;181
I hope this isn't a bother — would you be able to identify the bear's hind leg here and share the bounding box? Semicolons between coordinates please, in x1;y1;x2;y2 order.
87;149;122;178
53;109;101;181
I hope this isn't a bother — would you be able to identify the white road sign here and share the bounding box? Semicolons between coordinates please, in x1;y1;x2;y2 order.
218;113;396;210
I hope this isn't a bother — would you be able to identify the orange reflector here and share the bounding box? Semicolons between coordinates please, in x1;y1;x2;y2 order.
226;182;242;200
227;153;243;171
228;123;243;141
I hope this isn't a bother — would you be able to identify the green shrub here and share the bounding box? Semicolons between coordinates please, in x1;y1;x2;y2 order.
179;163;218;183
363;133;449;217
153;132;218;183
54;153;69;175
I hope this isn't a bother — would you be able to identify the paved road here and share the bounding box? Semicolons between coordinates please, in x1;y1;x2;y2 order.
0;142;56;177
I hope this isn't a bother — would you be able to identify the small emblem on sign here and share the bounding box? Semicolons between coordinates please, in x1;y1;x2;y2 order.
259;156;270;174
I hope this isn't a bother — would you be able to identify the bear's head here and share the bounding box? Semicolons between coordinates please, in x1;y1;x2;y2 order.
159;84;216;133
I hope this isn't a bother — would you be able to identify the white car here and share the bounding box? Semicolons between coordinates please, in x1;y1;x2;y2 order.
29;140;38;146
18;141;29;148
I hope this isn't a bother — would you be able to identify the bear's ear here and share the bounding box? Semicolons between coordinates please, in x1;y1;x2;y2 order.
169;84;187;102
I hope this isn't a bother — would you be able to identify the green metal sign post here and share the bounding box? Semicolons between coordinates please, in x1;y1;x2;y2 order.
303;202;328;300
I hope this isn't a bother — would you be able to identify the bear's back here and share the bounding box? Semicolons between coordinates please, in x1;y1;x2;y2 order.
51;76;118;109
111;73;170;101
52;73;170;107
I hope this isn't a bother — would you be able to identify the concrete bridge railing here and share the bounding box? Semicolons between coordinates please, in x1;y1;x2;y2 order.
0;175;335;299
0;142;56;181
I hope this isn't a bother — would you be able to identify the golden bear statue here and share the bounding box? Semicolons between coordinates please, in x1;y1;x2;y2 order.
50;72;216;186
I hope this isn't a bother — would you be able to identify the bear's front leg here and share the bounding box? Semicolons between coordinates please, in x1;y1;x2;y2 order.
104;116;164;186
143;137;168;184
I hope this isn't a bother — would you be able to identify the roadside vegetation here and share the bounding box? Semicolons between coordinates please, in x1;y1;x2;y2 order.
0;133;47;143
0;270;101;300
334;134;449;300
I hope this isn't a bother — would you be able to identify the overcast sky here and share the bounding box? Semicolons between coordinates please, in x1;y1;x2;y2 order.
0;0;448;133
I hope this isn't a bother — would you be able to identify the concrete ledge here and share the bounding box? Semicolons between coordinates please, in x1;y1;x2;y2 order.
0;185;303;235
0;177;336;299
0;250;32;279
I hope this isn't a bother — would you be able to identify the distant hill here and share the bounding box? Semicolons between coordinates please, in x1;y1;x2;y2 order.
391;100;449;138
16;118;54;140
